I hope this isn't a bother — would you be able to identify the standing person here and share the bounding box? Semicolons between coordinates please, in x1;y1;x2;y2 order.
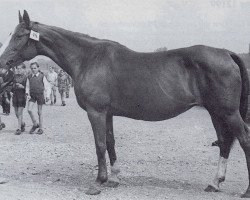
1;90;10;115
46;66;58;105
12;63;27;135
1;69;14;115
57;70;68;106
0;77;6;130
65;74;72;98
0;68;15;130
26;62;50;135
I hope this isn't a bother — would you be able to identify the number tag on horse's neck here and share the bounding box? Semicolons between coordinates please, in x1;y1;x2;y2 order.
29;30;40;41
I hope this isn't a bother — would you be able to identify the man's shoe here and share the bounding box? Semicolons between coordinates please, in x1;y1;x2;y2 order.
15;129;21;135
0;122;6;130
37;129;43;135
29;124;39;134
1;123;5;129
21;122;25;132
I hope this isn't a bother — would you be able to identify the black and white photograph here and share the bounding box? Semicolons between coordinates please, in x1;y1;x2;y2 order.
0;0;250;199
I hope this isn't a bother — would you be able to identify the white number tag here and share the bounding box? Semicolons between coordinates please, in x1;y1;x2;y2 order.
29;30;40;41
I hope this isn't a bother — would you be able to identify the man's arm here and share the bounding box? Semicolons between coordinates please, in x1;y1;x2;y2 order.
25;78;30;95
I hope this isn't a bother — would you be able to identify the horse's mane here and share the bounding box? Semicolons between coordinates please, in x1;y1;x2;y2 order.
38;22;129;50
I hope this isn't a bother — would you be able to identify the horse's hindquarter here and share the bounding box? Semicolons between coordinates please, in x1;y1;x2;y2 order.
109;49;201;121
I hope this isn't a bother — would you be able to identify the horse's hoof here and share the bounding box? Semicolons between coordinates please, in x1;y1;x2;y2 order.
85;187;101;195
204;185;220;192
241;192;250;198
103;180;119;188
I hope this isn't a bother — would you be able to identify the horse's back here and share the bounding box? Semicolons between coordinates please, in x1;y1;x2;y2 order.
106;45;242;120
74;43;242;121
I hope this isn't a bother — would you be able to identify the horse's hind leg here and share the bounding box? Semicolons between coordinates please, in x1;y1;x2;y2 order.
227;113;250;198
105;114;120;187
205;114;235;192
207;111;250;198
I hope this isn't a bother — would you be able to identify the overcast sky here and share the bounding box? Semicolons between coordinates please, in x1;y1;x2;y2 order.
0;0;250;53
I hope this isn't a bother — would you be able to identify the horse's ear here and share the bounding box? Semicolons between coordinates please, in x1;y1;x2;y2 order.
19;10;23;23
23;10;30;27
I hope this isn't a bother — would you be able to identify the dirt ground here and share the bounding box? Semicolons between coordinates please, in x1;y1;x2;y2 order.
0;89;248;200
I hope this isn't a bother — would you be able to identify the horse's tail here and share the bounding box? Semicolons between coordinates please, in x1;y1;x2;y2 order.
229;52;249;121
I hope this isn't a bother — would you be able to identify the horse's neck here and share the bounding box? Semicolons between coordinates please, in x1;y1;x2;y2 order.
36;24;96;78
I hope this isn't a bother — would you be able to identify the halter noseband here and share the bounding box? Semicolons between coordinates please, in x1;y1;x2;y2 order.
20;22;39;61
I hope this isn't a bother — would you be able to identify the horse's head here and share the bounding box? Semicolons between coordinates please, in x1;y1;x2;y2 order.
0;10;38;75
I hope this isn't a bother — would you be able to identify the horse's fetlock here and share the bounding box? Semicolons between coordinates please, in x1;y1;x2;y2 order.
97;174;108;184
111;163;120;174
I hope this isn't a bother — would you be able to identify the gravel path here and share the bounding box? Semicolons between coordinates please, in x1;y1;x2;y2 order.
0;90;247;200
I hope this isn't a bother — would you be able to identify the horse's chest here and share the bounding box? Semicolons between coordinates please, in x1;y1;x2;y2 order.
74;77;110;110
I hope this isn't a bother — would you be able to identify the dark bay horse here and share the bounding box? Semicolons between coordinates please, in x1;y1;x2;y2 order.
0;10;250;197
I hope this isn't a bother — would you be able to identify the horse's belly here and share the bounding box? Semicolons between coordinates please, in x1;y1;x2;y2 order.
110;99;198;121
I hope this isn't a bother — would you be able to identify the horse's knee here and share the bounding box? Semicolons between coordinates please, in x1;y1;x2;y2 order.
234;124;250;149
219;139;235;158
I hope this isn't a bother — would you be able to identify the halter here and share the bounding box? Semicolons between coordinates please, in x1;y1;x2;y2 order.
19;22;39;61
0;22;40;93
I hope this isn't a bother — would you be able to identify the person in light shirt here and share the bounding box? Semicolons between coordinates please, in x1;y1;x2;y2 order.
57;70;69;106
46;66;58;105
25;62;51;135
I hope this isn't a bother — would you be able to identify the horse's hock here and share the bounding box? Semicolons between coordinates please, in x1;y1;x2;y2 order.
246;70;250;123
247;96;250;122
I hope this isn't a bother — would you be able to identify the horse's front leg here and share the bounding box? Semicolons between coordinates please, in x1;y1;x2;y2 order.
85;107;108;195
105;114;120;187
